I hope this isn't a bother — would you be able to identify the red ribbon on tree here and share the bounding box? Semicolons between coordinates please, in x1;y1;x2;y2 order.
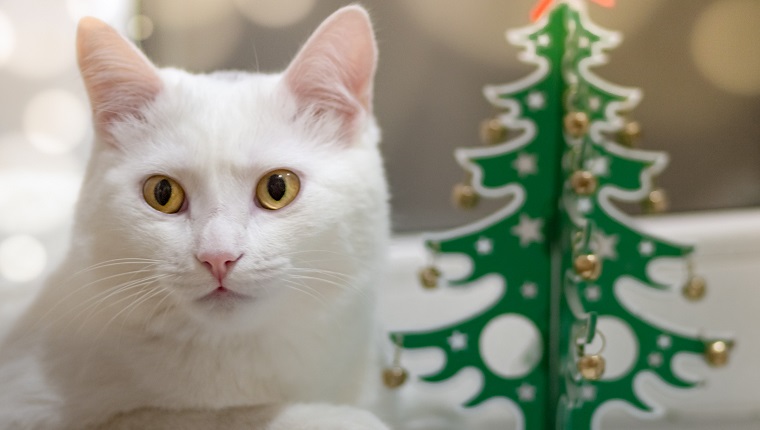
531;0;615;22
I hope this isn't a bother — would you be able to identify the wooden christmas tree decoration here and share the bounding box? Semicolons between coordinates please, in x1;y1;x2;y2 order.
392;1;733;428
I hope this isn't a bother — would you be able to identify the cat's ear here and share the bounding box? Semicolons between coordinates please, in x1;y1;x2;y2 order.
283;5;377;137
76;17;162;143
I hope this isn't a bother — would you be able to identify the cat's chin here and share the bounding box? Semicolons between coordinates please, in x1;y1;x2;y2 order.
180;285;270;331
197;286;252;303
192;286;254;314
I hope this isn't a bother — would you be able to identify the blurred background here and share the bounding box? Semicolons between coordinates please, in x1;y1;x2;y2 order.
0;0;759;310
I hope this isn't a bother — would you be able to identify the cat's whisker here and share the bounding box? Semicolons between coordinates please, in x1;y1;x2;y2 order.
141;284;176;329
121;283;174;328
56;260;165;305
46;267;166;319
279;279;328;306
72;258;165;277
27;267;168;334
90;289;154;342
80;280;168;372
281;248;365;260
287;273;362;295
65;274;171;335
286;267;359;282
111;283;175;356
100;283;168;341
57;268;165;311
74;287;152;341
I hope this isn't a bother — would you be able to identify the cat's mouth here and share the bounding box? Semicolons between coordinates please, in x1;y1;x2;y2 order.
197;286;251;303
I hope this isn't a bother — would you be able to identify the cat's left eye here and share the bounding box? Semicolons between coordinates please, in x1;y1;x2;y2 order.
256;169;300;210
143;175;186;214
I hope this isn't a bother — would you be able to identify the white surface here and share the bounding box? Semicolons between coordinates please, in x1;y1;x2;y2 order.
381;208;760;428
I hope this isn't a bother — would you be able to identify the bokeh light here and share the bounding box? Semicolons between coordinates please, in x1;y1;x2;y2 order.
127;15;155;41
23;89;90;155
0;134;81;236
692;0;760;95
232;0;315;28
154;14;243;72
400;1;524;67
0;10;15;67
0;170;81;236
66;0;126;23
4;0;74;79
0;235;47;283
585;0;664;38
150;0;235;29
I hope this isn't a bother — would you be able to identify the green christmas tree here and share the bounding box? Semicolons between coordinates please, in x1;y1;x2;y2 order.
392;2;732;429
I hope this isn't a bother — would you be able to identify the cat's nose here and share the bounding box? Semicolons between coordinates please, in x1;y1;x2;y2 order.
198;252;242;282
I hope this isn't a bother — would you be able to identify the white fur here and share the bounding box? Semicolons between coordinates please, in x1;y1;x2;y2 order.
0;6;392;430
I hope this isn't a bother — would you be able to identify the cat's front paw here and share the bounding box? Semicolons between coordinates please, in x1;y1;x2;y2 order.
267;404;390;430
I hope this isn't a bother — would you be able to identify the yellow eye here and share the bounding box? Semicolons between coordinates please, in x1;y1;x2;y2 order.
143;175;185;214
256;169;300;210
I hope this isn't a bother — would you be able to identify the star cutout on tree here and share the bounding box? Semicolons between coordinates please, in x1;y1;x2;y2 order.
591;231;619;260
513;152;539;177
638;240;655;256
580;384;597;402
517;383;537;402
648;352;664;368
577;197;593;214
586;156;610;177
657;334;672;350
578;36;590;48
526;91;547;110
536;34;551;47
447;330;468;352
584;285;601;302
512;214;544;247
588;96;601;111
475;236;494;255
521;281;538;299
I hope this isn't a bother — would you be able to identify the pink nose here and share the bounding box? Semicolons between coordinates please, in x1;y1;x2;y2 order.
198;252;242;282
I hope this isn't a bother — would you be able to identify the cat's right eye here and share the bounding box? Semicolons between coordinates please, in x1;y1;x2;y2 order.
143;175;185;214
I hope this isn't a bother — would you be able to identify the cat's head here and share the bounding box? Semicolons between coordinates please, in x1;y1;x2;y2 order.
71;6;388;334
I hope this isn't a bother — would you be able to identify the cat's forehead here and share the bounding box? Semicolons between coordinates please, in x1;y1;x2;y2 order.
158;69;283;133
141;69;312;167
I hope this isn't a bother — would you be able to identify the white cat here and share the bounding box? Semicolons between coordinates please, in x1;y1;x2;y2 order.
0;6;395;429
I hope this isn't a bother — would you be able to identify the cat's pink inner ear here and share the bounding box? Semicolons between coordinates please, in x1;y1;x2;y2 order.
76;17;162;138
283;6;377;128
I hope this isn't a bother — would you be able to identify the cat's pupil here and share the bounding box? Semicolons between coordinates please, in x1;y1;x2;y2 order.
267;175;286;201
154;179;172;206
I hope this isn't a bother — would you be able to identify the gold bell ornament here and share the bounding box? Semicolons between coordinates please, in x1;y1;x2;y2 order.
479;118;508;145
682;275;707;301
452;183;479;209
577;331;606;381
704;340;733;367
570;170;598;196
382;366;408;388
564;111;589;138
577;354;606;381
618;120;641;147
382;335;408;388
418;266;441;289
574;253;601;281
642;188;669;214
